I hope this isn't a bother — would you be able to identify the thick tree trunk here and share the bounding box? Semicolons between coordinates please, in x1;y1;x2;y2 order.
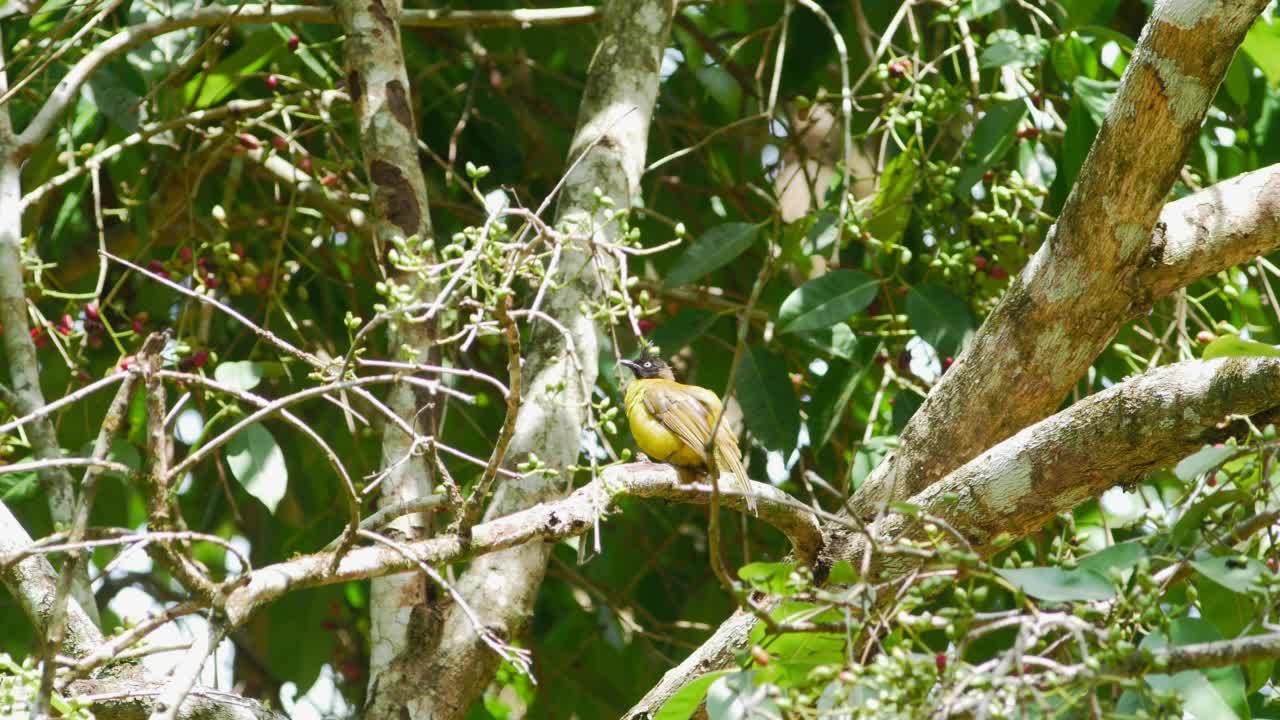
332;0;440;703
361;1;677;717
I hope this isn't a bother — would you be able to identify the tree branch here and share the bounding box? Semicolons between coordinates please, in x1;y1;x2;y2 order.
1138;163;1280;301
222;464;816;626
0;500;103;658
68;679;286;720
851;0;1270;515
626;356;1280;716
12;4;602;153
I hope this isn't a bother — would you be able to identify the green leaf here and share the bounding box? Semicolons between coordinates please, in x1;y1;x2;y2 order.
1192;554;1264;594
1144;618;1248;720
695;66;743;117
655;671;731;720
802;211;839;255
226;422;288;513
1203;335;1280;360
738;561;796;595
980;29;1050;70
706;672;781;720
1196;577;1273;694
891;390;922;433
214;361;266;392
0;467;39;501
794;323;859;360
1051;33;1100;84
1175;444;1237;481
808;346;875;448
960;0;1004;18
827;561;858;585
866;151;917;245
956;100;1028;195
1171;490;1246;546
1058;0;1120;28
778;270;878;334
648;309;719;356
185;29;279;109
1243;16;1280;87
735;347;801;457
906;285;976;357
1077;540;1146;576
664;223;760;288
996;566;1116;602
1073;77;1118;124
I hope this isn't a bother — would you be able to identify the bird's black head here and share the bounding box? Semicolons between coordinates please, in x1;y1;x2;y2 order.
620;353;671;380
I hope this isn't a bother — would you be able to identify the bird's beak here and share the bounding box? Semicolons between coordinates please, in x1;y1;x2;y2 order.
619;358;641;374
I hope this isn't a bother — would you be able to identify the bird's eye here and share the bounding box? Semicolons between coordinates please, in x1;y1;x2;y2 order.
643;361;652;367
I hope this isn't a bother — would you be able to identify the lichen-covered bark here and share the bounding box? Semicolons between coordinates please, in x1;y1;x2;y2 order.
836;356;1280;579
69;679;285;720
360;1;676;717
332;0;439;701
0;500;103;658
0;31;100;627
627;357;1280;717
853;0;1269;514
1138;163;1280;300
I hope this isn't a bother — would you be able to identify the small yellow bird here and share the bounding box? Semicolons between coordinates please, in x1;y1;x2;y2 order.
620;354;756;513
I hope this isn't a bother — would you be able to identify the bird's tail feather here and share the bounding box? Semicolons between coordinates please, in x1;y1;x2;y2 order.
715;447;757;514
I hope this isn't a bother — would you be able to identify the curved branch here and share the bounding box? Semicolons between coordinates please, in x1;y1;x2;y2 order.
221;464;819;626
69;679;285;720
1138;163;1280;300
0;500;103;658
627;356;1280;716
12;4;602;152
851;0;1270;514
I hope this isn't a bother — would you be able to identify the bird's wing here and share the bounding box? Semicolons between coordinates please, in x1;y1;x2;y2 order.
641;383;715;462
645;383;757;513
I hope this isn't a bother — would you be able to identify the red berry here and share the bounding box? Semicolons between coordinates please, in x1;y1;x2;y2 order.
1196;330;1216;345
989;266;1009;281
266;74;279;90
271;136;288;151
75;370;92;383
180;246;193;263
1206;473;1217;488
238;133;260;150
146;260;170;279
1016;127;1040;140
58;314;73;335
935;653;947;672
119;355;135;371
942;356;955;370
1269;558;1278;572
205;274;221;290
637;318;656;335
298;156;313;173
84;303;100;320
288;36;300;52
30;326;47;348
888;59;911;78
320;172;339;188
982;170;994;183
973;256;988;270
131;313;147;334
257;274;271;292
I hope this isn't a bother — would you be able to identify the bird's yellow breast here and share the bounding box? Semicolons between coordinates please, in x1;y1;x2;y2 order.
624;379;707;467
